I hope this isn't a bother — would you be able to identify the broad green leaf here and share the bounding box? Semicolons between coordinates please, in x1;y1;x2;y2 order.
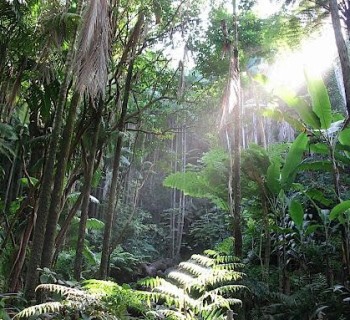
266;160;281;195
330;200;350;221
289;199;304;229
305;189;332;206
281;132;308;188
305;72;332;129
298;160;332;172
305;224;321;236
275;86;320;129
339;128;350;147
310;142;329;154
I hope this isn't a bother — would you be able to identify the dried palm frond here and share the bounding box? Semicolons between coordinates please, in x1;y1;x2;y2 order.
73;0;111;99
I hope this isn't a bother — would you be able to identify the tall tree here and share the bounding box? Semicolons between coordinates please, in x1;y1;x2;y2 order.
24;0;84;300
220;0;242;257
99;11;145;279
329;0;350;118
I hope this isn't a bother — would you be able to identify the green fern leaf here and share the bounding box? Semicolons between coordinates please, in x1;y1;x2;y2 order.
14;302;63;319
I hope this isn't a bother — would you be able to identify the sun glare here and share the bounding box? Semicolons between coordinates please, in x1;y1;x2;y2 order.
267;24;337;91
253;0;282;18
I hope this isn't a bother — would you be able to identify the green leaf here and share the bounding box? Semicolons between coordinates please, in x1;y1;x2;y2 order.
298;160;332;172
310;143;329;154
305;71;332;129
305;224;321;236
275;86;320;129
289;199;304;229
305;189;332;206
330;200;350;221
19;176;39;187
266;160;281;195
339;128;350;147
281;132;308;188
86;218;104;230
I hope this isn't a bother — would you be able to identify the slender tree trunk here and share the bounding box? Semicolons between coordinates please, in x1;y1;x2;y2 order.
232;0;242;257
24;1;83;300
99;134;124;279
74;100;103;280
176;126;186;257
99;12;144;278
41;91;81;268
99;60;135;279
330;0;350;116
53;193;84;264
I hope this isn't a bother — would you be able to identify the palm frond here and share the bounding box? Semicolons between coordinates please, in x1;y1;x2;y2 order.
73;0;110;98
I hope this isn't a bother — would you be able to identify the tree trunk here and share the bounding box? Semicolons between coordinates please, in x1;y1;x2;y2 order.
232;0;242;257
329;0;350;116
74;100;103;280
53;192;84;264
99;12;144;279
41;91;81;268
99;60;135;279
24;1;83;300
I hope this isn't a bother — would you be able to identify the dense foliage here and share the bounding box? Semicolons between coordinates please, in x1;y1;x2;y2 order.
1;0;350;319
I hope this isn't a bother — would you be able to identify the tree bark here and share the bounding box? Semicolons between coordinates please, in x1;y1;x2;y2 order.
24;1;83;300
232;0;242;257
99;60;135;279
74;100;103;280
329;0;350;116
99;11;144;279
41;91;81;268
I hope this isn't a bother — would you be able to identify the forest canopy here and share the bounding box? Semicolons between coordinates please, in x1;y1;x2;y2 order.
1;0;350;319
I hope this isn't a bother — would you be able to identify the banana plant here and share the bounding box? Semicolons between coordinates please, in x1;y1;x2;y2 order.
261;70;350;284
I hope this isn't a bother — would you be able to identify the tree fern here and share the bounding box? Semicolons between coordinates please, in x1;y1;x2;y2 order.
139;251;246;319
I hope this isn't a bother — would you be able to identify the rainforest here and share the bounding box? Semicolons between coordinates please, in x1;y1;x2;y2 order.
1;0;350;319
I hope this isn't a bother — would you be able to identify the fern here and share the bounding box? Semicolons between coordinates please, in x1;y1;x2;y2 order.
14;283;117;319
140;250;246;319
14;302;63;319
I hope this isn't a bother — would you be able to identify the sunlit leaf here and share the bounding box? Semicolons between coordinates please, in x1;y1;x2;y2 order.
305;71;332;129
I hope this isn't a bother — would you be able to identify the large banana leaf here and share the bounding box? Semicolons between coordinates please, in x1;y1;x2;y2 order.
305;72;332;129
281;132;308;188
275;87;320;129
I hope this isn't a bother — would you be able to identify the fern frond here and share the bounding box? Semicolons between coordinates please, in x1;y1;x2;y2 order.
201;294;242;311
83;279;119;295
14;302;63;319
194;269;243;288
168;270;196;288
214;255;240;264
179;261;211;276
36;283;98;301
201;293;230;310
139;276;166;288
209;284;246;295
190;254;215;267
214;262;245;270
149;308;188;320
203;249;220;258
200;308;226;320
